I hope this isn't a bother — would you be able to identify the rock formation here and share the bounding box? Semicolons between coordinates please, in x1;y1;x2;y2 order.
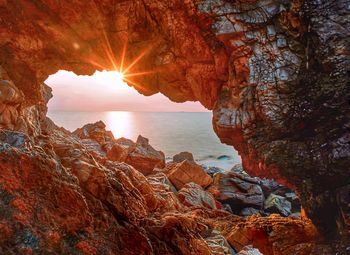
0;0;349;252
0;122;332;254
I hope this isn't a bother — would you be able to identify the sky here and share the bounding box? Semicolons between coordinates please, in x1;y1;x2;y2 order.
46;70;208;112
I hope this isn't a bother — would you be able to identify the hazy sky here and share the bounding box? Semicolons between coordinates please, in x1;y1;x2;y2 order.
46;71;208;112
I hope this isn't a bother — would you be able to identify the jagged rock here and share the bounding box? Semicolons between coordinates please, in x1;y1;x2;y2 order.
230;164;244;175
173;151;194;163
205;166;226;176
74;123;165;175
104;137;134;162
264;194;292;217
285;192;301;213
178;182;217;209
166;160;212;190
212;172;264;213
0;0;349;250
147;172;177;193
237;245;262;255
224;215;322;255
125;135;165;175
205;230;236;255
0;80;23;130
259;178;281;197
147;172;182;212
73;121;114;144
0;129;31;148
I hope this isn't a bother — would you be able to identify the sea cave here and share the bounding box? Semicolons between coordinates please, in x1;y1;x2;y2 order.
0;0;349;254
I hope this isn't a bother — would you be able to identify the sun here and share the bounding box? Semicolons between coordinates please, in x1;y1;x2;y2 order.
86;34;157;92
115;71;124;82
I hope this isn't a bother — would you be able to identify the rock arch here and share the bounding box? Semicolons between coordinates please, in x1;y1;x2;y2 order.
1;0;349;241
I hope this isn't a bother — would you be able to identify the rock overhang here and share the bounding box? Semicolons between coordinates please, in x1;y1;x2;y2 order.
0;0;349;242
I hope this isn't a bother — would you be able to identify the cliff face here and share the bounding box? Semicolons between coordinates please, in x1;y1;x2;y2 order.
0;0;349;247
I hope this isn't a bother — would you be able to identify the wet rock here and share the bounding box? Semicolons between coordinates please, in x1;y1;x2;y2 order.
167;160;212;190
230;164;246;175
125;135;165;175
205;166;226;176
214;172;264;213
259;178;280;197
178;182;217;209
173;151;194;163
285;192;301;212
264;194;292;217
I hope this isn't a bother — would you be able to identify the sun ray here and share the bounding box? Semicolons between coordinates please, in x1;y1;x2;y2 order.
86;59;109;70
122;45;153;75
123;70;157;78
119;42;128;73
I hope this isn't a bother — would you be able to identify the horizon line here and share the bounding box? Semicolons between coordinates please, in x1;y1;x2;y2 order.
48;110;211;113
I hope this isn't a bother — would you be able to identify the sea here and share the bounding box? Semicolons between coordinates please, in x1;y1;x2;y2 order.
47;111;241;170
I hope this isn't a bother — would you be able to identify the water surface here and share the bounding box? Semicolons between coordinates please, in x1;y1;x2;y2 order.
48;111;241;169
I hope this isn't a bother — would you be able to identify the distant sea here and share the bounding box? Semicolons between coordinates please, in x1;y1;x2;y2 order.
48;111;241;170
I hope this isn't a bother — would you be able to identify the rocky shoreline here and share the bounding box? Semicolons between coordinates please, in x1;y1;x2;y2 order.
0;120;342;254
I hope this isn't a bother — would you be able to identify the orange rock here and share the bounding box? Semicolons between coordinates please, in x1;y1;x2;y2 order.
167;160;212;190
178;182;217;209
125;135;165;175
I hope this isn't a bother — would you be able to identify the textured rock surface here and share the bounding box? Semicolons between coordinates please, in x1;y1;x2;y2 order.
0;0;349;249
173;151;195;163
0;126;341;253
178;182;217;209
264;194;292;217
166;160;213;190
211;172;265;213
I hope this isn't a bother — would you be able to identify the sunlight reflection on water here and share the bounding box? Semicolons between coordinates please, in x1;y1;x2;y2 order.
105;111;133;138
48;111;241;169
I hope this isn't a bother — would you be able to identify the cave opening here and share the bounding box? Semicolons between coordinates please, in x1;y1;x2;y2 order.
45;70;241;170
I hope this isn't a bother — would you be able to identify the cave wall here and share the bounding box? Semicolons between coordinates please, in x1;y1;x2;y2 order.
0;0;349;240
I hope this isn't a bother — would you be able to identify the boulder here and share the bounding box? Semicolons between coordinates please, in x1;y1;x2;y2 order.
103;135;165;175
125;135;165;175
167;160;212;190
225;215;321;254
73;121;114;144
264;194;292;217
173;151;194;163
215;172;264;213
178;182;217;209
104;137;135;162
